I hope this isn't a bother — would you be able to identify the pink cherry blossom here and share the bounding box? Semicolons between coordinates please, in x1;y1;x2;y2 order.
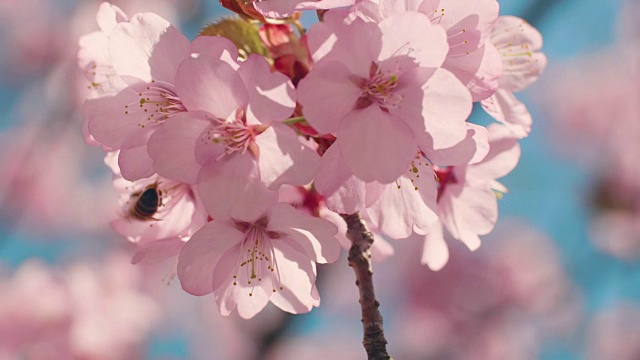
78;2;129;93
0;254;160;360
353;0;502;101
298;10;472;183
313;123;488;240
147;53;319;220
419;124;520;270
83;10;238;180
481;16;547;138
386;221;579;359
0;123;116;236
177;201;341;318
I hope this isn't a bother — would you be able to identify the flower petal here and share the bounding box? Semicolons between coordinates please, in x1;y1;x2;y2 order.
419;221;449;271
422;123;489;166
175;57;248;119
297;61;362;134
118;144;154;181
109;13;190;84
132;237;185;265
420;68;472;149
212;244;273;319
378;12;448;69
177;221;243;296
269;241;319;314
237;54;296;125
197;154;276;221
480;88;532;138
147;112;212;184
85;88;154;149
255;124;320;189
339;106;416;183
267;203;340;263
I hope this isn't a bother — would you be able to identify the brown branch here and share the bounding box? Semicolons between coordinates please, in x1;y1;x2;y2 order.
340;212;391;360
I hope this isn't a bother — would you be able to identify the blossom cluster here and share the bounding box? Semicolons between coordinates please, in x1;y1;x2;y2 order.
78;0;545;318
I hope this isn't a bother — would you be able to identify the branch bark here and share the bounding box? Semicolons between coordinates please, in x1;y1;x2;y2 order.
340;212;391;360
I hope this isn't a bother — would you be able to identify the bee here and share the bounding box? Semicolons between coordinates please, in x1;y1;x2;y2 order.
128;183;162;221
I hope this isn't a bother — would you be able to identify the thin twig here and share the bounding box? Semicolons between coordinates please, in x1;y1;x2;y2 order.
340;212;391;360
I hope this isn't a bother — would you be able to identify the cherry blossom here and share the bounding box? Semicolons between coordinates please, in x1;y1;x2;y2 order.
298;9;472;183
83;11;238;180
419;124;520;270
0;254;160;359
177;201;340;318
78;2;129;93
481;16;547;138
147;53;319;220
353;0;502;101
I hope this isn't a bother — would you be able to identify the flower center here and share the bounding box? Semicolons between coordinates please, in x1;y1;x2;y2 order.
356;63;402;111
204;110;267;160
434;165;457;202
123;80;186;129
232;217;283;296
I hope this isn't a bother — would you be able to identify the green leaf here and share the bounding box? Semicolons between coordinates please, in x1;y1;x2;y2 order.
199;18;268;59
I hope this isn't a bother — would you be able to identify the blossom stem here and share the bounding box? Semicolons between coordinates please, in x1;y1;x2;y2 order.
340;212;391;360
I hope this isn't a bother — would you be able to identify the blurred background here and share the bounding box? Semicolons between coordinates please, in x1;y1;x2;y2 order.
0;0;638;359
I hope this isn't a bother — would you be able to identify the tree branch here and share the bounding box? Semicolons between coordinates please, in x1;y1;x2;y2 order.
340;212;391;360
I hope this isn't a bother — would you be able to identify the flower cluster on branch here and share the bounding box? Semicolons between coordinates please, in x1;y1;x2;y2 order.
78;0;545;319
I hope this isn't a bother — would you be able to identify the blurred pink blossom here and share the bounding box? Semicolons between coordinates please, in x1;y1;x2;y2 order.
0;253;160;359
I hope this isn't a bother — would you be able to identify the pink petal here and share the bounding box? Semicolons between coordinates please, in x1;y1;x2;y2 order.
255;124;320;189
353;0;424;22
338;106;416;183
443;43;502;102
297;61;362;134
267;203;340;263
468;123;521;182
367;175;438;239
422;123;489;166
177;221;243;296
118;144;154;181
255;0;355;18
480;88;532;138
147;112;213;184
132;237;185;265
85;88;154;149
237;54;295;125
190;35;239;68
212;244;273;319
420;68;472;149
175;57;248;119
421;0;499;46
306;16;377;78
418;221;449;271
269;241;319;314
96;3;128;34
313;143;352;198
378;12;448;69
109;13;190;84
197;154;276;221
323;175;368;214
439;184;496;250
492;16;546;92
